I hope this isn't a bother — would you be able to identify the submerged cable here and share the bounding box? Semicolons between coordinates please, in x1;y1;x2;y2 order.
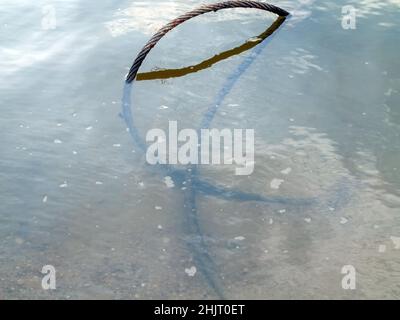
122;1;291;298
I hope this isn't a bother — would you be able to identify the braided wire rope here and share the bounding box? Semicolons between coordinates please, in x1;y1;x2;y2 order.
126;1;289;83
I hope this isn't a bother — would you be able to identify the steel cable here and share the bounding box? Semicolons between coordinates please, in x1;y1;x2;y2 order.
126;1;289;83
122;1;290;298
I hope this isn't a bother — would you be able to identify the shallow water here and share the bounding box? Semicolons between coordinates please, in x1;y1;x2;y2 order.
0;0;399;299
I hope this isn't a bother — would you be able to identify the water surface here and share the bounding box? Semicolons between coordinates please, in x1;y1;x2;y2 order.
0;0;399;299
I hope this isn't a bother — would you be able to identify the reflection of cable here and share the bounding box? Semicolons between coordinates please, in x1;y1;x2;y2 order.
122;1;292;299
136;16;286;81
126;1;289;83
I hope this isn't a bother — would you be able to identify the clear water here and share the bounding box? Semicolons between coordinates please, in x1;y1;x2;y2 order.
0;0;399;299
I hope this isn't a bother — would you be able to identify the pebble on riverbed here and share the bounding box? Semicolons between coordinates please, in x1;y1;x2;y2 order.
270;178;284;190
164;176;175;188
184;266;197;277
